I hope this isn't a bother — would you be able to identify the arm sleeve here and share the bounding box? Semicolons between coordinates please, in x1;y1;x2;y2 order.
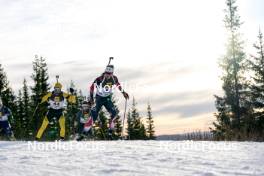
90;77;100;99
63;92;76;104
90;83;95;99
40;92;52;104
114;76;123;92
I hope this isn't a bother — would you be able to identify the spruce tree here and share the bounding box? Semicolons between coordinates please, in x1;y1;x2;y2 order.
212;0;249;140
22;79;32;139
126;110;133;140
146;103;156;140
0;64;7;95
16;90;24;139
71;89;86;136
130;98;140;140
248;29;264;140
139;123;147;140
111;96;122;139
211;97;232;140
31;55;50;133
114;115;122;139
128;97;146;140
66;81;78;139
0;64;14;107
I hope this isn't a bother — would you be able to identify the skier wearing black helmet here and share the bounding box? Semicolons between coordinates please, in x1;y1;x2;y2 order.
88;63;129;138
75;100;93;141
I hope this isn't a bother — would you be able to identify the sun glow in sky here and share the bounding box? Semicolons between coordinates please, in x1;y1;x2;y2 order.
0;0;263;135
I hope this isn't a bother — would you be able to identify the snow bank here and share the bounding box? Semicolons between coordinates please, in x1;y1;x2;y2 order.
0;141;263;176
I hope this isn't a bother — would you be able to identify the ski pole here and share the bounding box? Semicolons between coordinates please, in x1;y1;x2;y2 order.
56;75;59;83
121;99;128;140
32;103;40;119
108;57;114;66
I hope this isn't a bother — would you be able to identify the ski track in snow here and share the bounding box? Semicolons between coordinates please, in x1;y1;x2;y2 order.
0;141;263;176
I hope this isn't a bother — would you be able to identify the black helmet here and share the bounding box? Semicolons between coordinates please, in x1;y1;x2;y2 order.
105;65;114;74
82;100;91;110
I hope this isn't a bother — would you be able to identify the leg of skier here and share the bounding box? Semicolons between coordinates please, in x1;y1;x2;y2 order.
58;115;66;140
36;116;49;139
88;96;104;131
0;121;12;137
104;97;117;138
76;122;85;141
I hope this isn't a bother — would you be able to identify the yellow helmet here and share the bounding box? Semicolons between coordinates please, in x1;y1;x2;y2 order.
54;82;62;89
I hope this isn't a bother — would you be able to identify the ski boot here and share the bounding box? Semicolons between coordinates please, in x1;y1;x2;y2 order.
76;134;85;141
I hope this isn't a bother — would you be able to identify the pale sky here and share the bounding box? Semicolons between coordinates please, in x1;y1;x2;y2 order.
0;0;263;135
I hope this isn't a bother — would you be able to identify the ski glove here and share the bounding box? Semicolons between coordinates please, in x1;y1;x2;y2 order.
122;91;129;99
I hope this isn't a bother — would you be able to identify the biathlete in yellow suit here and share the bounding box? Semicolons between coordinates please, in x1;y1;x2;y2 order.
36;82;76;140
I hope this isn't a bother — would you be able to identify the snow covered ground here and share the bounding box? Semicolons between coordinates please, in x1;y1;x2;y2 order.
0;141;263;176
